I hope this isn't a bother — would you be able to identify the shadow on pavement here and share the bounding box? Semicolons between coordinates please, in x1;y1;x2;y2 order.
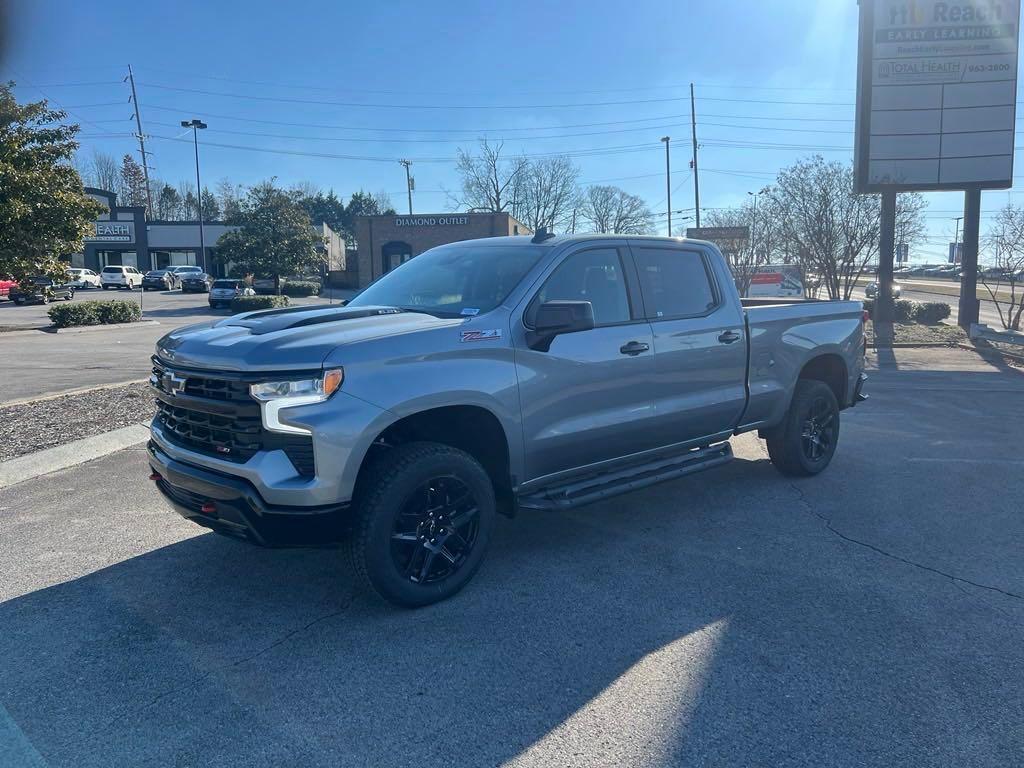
2;440;1022;766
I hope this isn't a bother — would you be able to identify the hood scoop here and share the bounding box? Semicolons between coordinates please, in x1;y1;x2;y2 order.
223;305;404;335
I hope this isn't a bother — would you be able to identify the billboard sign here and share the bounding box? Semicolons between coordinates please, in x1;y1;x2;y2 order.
854;0;1020;192
949;241;963;263
897;242;909;262
685;226;750;240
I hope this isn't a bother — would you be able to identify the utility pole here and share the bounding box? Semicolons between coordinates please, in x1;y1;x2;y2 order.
958;190;981;330
399;159;413;214
181;119;208;271
660;136;671;235
952;215;963;264
570;207;577;234
690;83;701;228
126;65;153;217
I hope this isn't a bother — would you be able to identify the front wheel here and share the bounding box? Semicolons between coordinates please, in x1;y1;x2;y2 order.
65;290;74;301
346;442;496;607
765;380;840;477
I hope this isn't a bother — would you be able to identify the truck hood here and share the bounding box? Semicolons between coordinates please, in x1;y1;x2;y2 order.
155;304;461;372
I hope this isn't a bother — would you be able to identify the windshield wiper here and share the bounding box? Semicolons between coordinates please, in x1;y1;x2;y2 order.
395;306;462;319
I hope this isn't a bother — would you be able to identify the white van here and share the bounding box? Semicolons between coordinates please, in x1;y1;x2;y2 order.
100;265;143;290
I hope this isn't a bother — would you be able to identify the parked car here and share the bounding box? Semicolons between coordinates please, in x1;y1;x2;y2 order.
10;276;75;304
148;233;868;607
142;270;176;291
208;279;255;308
100;265;143;290
0;276;16;300
170;265;203;279
864;281;901;298
66;268;101;289
180;272;214;293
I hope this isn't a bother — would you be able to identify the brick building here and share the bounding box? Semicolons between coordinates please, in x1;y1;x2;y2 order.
353;212;530;288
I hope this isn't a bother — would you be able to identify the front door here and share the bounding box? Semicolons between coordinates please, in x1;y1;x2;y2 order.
514;246;657;483
629;243;748;446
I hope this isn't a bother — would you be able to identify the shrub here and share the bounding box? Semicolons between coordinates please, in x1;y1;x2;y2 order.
914;301;951;325
231;295;289;313
280;280;320;297
48;302;100;328
95;300;142;324
47;299;141;328
894;299;919;323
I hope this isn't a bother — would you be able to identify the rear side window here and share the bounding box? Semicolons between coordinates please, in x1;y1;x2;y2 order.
532;248;631;326
633;248;718;319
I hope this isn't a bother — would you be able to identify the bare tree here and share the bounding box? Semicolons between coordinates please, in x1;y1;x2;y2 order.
518;155;580;232
771;157;884;300
372;190;396;215
449;139;530;213
84;150;121;196
982;204;1024;330
579;185;653;234
895;192;928;254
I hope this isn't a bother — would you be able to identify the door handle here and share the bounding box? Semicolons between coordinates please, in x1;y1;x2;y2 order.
718;330;742;344
619;341;650;356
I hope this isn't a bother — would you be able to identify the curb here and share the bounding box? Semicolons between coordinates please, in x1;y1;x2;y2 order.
0;379;149;409
0;320;159;337
0;422;151;489
54;320;160;334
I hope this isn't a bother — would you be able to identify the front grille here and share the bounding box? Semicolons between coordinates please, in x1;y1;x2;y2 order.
152;361;315;477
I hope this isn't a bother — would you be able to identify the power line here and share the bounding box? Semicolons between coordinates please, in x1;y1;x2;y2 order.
140;103;694;134
137;81;697;110
146;119;695;144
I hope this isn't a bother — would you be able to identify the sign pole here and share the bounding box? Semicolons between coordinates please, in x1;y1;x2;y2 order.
958;189;982;330
875;190;897;346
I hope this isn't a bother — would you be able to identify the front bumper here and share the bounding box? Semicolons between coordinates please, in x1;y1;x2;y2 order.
148;440;350;546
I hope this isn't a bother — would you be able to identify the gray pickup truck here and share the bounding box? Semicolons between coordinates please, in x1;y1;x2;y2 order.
148;233;867;606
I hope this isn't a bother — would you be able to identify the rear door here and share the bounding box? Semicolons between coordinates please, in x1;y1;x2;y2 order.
514;244;657;482
628;242;748;446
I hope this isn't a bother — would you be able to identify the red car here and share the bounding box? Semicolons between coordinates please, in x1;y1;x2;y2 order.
0;277;17;300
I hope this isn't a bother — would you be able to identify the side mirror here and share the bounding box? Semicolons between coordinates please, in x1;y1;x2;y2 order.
527;300;595;351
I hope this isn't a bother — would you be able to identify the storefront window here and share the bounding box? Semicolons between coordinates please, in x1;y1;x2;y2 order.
152;251;198;270
98;250;140;269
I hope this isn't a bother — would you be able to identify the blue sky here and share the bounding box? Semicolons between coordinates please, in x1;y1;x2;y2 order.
2;0;1022;260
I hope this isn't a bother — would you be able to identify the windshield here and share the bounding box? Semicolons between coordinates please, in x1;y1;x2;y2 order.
347;244;545;317
101;266;123;273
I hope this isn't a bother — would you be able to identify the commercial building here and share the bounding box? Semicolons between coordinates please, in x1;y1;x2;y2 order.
353;212;530;288
72;188;345;276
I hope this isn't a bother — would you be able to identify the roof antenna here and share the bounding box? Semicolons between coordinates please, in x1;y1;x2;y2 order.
531;226;555;243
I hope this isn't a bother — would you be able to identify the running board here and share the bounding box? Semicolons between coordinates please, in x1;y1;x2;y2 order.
517;442;733;511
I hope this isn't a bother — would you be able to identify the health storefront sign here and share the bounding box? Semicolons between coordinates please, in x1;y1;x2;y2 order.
85;221;135;243
854;0;1021;191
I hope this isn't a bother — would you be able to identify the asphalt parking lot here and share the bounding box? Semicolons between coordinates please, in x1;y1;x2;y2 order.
1;347;1022;767
0;288;351;402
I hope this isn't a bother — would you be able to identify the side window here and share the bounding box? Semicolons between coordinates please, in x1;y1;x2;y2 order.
532;248;631;327
633;248;718;319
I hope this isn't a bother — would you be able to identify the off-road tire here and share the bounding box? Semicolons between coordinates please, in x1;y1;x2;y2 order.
346;441;496;608
765;380;840;477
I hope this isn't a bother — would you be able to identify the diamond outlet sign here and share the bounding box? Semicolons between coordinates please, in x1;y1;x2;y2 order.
854;0;1021;192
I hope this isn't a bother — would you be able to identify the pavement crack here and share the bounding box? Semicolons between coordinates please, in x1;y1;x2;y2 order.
102;593;356;728
787;482;1024;603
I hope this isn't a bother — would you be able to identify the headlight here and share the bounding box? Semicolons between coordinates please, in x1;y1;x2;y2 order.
250;369;343;435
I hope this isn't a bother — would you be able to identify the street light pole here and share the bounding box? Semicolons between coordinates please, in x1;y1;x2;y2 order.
952;215;963;264
660;137;671;235
399;159;413;214
181;119;208;271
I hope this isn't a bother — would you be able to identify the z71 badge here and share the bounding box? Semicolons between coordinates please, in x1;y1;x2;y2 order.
461;329;502;342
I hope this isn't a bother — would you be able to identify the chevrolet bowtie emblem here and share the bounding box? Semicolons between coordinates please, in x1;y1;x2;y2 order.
163;372;187;395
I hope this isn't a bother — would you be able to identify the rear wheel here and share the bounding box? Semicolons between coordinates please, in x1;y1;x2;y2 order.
65;290;74;301
765;380;840;477
347;442;496;607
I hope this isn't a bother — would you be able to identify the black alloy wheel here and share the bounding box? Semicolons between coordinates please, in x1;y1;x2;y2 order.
765;379;840;477
390;476;480;585
800;395;836;463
